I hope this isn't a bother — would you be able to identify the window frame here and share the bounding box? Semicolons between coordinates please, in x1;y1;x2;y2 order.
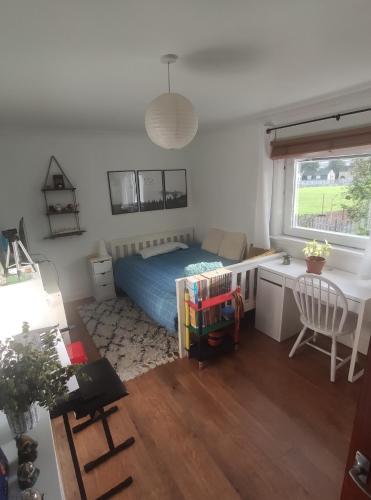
283;156;370;250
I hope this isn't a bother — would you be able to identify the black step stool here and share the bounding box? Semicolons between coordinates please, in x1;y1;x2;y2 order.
51;358;135;500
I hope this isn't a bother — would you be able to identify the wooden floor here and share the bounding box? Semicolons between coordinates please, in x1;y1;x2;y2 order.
52;301;362;500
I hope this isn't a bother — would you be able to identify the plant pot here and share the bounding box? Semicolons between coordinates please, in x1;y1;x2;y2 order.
306;256;326;275
5;404;39;436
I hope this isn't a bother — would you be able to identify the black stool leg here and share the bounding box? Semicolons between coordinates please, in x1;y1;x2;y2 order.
95;476;133;500
63;413;87;500
84;407;135;473
72;406;118;434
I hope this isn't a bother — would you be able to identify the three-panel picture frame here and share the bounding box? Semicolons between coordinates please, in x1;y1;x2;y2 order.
107;169;187;215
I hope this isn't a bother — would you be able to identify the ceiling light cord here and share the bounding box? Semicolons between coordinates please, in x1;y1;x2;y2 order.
167;62;171;93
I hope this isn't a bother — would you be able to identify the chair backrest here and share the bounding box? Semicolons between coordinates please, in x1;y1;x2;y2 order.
293;273;348;335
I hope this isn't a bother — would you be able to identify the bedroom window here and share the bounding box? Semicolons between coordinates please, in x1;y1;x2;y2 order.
283;153;371;249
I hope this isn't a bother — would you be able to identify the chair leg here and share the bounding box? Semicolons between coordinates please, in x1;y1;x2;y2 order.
330;338;337;382
289;326;307;358
352;333;358;364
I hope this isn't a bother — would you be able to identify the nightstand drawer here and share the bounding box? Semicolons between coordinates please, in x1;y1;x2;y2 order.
92;259;112;275
94;282;115;302
94;270;113;285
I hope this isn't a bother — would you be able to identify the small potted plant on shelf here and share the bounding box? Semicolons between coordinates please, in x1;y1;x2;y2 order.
0;324;79;436
302;239;332;274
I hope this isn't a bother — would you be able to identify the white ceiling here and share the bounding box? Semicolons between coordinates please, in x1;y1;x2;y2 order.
1;0;371;131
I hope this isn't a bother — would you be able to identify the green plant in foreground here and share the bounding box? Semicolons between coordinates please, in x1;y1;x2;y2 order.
0;327;80;414
302;239;332;259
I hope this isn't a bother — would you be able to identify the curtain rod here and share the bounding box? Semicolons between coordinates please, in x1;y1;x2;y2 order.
266;106;371;135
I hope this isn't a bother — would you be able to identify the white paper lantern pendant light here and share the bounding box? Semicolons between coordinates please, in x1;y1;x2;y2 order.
145;54;198;150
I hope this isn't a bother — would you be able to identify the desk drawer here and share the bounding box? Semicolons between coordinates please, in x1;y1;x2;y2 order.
259;268;283;286
256;273;284;341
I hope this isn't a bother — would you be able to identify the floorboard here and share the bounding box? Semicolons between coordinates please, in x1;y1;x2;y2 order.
51;301;361;500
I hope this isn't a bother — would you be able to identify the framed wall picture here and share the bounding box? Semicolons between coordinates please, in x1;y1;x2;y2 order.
164;169;188;209
137;170;164;212
107;171;139;214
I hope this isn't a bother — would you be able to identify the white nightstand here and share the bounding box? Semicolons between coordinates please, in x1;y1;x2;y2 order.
88;255;116;302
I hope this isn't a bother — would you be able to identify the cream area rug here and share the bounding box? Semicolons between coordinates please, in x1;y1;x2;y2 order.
78;297;179;381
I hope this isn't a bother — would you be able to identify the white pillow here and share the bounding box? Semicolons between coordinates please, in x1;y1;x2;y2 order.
201;228;225;254
139;242;188;259
218;231;247;261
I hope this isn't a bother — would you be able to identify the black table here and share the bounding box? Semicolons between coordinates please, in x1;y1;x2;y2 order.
51;358;135;500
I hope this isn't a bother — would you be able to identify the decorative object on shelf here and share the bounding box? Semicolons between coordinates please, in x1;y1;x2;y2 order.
138;170;164;211
207;330;224;347
282;253;292;265
20;488;44;500
16;435;38;464
1;228;36;280
5;405;39;437
0;447;9;500
164;169;187;209
145;54;198;150
42;156;85;239
52;174;64;189
107;170;138;214
17;462;39;490
0;326;80;436
302;239;332;274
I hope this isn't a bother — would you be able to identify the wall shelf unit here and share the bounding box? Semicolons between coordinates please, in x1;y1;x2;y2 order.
42;156;85;239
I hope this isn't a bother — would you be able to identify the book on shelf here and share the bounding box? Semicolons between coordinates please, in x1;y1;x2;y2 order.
186;268;233;329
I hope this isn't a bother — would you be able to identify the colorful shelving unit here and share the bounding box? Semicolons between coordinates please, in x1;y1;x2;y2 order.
185;287;242;369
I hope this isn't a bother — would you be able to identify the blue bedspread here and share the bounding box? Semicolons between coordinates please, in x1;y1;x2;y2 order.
113;244;235;334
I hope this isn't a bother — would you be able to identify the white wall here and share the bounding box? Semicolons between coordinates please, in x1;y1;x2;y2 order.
190;87;371;270
0;130;193;301
2;87;371;305
189;121;260;245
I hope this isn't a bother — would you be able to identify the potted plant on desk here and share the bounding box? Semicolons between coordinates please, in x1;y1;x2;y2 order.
302;239;332;274
0;325;79;436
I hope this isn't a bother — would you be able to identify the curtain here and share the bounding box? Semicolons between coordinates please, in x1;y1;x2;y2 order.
253;127;274;249
270;124;371;159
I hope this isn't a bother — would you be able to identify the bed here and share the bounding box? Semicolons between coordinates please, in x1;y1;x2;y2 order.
113;242;235;333
109;227;280;358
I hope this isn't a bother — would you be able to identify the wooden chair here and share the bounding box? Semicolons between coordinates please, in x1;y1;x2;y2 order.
289;273;357;382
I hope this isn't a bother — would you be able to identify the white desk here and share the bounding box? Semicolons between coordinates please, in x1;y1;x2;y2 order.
0;407;64;499
255;258;371;382
0;265;68;341
0;328;78;497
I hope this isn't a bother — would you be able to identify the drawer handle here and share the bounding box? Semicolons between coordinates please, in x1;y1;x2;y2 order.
260;277;282;288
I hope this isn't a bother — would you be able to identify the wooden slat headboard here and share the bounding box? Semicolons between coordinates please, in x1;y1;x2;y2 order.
109;227;195;261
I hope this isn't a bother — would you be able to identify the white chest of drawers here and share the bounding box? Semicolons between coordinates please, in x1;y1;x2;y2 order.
88;256;116;302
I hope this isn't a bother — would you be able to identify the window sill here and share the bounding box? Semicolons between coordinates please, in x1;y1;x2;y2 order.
270;235;364;274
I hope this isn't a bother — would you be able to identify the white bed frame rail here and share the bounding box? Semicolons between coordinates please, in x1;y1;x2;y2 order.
176;252;284;358
109;227;195;261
